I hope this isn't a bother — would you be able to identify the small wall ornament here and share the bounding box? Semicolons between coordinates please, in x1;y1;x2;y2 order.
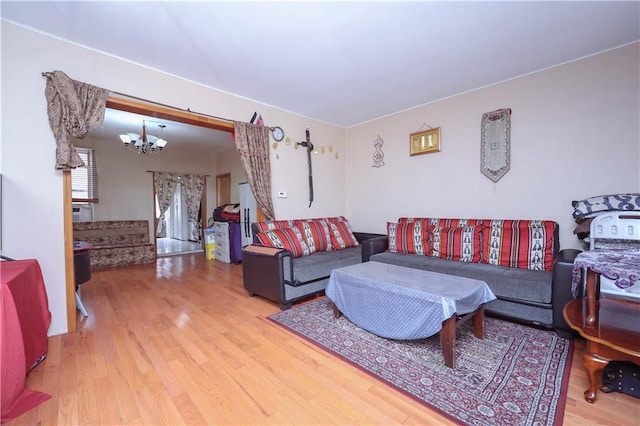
372;135;385;168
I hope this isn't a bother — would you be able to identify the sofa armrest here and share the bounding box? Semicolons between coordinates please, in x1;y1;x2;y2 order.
353;232;386;243
552;248;582;338
242;245;294;306
359;235;388;262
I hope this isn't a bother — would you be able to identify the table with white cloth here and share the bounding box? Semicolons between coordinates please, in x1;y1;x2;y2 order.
1;259;52;422
325;261;496;368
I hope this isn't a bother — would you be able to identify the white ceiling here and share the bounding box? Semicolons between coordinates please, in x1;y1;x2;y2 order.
2;1;639;137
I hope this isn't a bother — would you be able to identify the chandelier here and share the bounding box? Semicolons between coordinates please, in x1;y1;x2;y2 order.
119;120;168;154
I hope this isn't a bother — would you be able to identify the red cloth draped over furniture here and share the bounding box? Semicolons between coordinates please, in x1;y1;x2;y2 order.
1;259;52;422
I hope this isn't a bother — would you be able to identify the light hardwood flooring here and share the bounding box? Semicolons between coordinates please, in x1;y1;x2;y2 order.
8;254;640;425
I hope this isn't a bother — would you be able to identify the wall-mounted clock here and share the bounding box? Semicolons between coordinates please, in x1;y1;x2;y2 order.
271;126;284;141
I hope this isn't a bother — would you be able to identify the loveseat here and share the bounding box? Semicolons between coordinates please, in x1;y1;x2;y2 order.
72;220;156;269
361;217;579;337
242;217;384;309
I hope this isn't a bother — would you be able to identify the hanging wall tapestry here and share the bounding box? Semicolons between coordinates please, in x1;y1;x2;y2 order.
372;135;385;168
480;108;511;182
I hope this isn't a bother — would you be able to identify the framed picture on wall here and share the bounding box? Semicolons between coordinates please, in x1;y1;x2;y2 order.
410;127;441;156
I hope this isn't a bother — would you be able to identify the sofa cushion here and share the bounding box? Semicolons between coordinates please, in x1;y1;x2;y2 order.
254;220;298;233
256;227;314;258
297;219;332;252
291;246;362;283
399;217;487;228
430;225;483;262
328;220;359;249
484;220;556;271
370;252;552;304
387;221;429;255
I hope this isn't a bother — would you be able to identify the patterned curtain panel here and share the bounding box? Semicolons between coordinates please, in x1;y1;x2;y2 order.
181;173;206;240
43;70;108;170
233;121;275;221
154;171;179;238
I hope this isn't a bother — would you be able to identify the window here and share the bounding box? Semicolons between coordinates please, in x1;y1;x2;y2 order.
71;148;99;203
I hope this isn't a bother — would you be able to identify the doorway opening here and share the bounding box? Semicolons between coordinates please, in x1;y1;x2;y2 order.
63;95;235;333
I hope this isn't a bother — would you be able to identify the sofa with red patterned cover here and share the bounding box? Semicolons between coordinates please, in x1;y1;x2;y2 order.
361;218;580;338
242;217;384;310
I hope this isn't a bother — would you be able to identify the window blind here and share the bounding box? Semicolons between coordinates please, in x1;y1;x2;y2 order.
71;148;99;203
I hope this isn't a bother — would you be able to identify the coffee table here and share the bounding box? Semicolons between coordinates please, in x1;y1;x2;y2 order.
325;261;496;368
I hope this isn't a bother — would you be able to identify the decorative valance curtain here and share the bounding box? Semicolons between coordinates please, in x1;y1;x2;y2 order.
43;70;108;170
233;121;275;221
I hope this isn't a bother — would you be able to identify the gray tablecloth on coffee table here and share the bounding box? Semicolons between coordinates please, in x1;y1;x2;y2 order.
325;261;496;340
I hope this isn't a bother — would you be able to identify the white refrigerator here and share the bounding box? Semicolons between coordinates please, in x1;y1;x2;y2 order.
239;182;257;247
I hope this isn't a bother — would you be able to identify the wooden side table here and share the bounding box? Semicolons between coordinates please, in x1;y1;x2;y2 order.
564;248;640;403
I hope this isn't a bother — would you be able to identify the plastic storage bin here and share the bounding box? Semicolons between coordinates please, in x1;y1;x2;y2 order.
203;227;216;260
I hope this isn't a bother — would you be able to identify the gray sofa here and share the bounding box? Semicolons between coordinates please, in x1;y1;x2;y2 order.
361;218;579;338
242;218;383;309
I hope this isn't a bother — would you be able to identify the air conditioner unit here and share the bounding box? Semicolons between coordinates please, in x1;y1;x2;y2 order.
72;204;93;222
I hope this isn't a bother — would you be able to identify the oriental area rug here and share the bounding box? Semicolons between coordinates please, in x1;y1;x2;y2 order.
269;298;573;426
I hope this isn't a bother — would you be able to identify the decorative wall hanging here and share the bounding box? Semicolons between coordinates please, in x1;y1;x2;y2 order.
296;127;314;207
273;132;339;159
410;127;441;156
372;135;385;167
480;108;511;182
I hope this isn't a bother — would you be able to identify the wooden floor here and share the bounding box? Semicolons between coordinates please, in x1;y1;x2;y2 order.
8;254;640;425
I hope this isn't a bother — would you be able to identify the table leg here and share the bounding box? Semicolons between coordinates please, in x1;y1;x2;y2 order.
440;316;456;369
582;352;609;403
472;306;485;339
331;302;342;319
585;270;600;327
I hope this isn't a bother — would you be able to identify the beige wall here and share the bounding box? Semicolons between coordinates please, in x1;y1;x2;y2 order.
345;43;640;250
1;22;347;335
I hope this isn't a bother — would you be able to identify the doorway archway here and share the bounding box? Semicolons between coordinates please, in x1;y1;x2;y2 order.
64;96;234;332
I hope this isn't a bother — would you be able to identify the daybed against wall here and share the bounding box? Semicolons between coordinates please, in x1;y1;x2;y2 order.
73;220;156;269
361;217;578;337
242;217;384;309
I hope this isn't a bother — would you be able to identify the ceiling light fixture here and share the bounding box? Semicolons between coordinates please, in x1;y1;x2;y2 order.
119;120;168;154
